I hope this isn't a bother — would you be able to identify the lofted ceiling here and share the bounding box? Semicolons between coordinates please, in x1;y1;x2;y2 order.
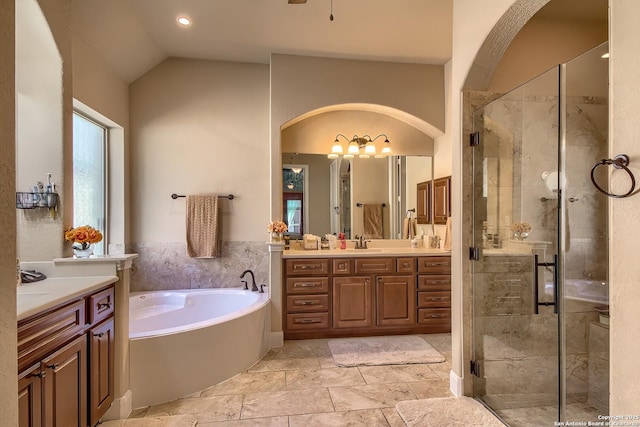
71;0;454;83
70;0;607;84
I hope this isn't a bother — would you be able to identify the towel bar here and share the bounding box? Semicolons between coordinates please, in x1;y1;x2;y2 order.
171;193;234;200
356;202;386;207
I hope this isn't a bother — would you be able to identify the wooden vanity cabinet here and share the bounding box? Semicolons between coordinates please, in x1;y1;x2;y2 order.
18;284;116;427
284;259;331;332
417;256;452;332
284;255;448;339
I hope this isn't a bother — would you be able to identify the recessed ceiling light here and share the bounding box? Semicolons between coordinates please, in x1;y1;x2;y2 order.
177;16;191;27
601;52;610;59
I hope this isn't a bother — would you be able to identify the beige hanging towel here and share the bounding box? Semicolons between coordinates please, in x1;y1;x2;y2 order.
402;217;417;239
443;216;452;251
363;204;384;239
186;194;221;258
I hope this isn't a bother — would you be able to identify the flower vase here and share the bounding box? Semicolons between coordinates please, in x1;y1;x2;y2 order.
73;243;94;258
514;232;529;241
271;232;283;242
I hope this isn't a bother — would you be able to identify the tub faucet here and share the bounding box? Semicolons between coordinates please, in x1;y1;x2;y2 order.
240;269;259;292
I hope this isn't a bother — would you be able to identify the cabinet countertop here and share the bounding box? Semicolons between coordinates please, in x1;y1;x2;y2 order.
283;248;451;259
17;276;119;321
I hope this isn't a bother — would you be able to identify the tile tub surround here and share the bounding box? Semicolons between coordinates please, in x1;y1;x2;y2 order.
131;241;268;292
129;334;454;425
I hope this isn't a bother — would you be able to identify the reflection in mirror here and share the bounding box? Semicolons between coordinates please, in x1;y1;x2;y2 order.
282;153;432;239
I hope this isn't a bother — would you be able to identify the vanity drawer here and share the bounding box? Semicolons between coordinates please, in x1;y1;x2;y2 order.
417;256;451;274
418;275;451;291
397;257;416;273
18;299;85;372
87;285;115;326
417;308;451;325
417;291;451;308
286;312;329;330
286;259;329;276
332;258;352;275
287;295;329;312
286;277;329;294
355;257;395;274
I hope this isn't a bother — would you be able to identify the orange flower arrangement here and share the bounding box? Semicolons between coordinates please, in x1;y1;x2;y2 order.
64;225;103;250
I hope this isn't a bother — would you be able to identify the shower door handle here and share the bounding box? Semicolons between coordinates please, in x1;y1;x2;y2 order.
533;254;558;314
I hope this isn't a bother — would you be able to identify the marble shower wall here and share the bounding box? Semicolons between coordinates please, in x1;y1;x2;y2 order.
483;93;608;281
130;241;269;292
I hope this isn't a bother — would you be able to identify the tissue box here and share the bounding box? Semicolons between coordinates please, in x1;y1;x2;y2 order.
303;235;318;250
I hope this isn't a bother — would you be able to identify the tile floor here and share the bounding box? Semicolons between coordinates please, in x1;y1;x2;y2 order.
129;334;455;426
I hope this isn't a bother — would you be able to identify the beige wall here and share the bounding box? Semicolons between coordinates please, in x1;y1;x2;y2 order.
489;16;607;93
609;0;640;414
130;58;271;243
270;54;445;222
0;0;17;421
15;0;66;261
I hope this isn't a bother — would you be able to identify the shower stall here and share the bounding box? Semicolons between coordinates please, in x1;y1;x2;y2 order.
470;42;610;425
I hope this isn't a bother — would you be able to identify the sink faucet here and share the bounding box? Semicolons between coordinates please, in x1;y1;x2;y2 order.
240;269;259;292
355;235;368;249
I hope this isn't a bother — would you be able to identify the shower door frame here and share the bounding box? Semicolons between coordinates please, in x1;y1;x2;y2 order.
470;64;565;425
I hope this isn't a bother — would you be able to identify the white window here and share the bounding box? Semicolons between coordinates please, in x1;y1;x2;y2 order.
72;112;107;255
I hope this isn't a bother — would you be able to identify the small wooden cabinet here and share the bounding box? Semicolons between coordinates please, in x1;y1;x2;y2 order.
18;284;116;427
433;176;451;224
416;181;431;224
283;255;450;339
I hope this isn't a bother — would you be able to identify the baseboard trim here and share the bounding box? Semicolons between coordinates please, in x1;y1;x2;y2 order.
271;331;284;348
101;389;132;421
450;370;463;397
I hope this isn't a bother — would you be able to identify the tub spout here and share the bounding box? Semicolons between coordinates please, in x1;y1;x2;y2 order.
240;269;259;292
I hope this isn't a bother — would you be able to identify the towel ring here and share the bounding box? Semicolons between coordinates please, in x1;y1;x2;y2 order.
590;154;636;198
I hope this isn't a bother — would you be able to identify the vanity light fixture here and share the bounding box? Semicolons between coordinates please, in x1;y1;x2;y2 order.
329;134;391;159
177;16;192;27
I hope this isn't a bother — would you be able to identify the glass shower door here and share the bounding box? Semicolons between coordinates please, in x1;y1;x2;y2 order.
471;65;561;426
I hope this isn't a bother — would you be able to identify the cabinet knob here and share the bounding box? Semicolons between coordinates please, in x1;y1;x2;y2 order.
46;363;58;370
97;302;112;309
31;371;46;378
94;332;105;338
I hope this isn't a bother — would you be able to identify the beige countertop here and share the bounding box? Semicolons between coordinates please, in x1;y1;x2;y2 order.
17;275;119;321
282;248;451;258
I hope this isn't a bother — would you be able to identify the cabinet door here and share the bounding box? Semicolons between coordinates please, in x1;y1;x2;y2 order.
433;176;451;224
89;317;115;427
416;181;431;224
18;364;42;427
42;335;87;427
376;275;416;326
333;276;373;328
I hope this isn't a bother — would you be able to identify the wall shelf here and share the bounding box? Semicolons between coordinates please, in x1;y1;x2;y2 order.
16;192;58;210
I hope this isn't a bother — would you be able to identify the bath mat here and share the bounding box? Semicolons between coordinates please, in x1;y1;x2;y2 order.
396;397;505;426
328;335;445;367
99;414;198;427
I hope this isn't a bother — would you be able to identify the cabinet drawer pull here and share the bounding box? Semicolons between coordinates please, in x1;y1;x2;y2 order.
429;280;448;285
430;297;447;301
430;314;446;318
97;302;112;309
401;262;409;267
299;301;316;306
425;262;448;267
294;283;317;288
46;363;58;370
93;332;105;338
299;319;321;324
31;371;46;378
294;264;320;270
